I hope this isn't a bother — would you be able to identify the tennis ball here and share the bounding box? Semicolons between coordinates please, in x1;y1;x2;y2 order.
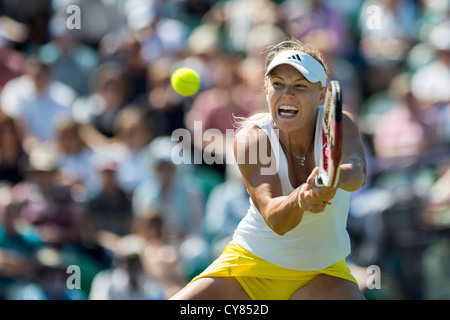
170;67;200;96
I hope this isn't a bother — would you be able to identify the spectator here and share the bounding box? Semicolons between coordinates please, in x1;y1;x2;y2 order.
203;163;249;257
133;57;187;138
373;72;438;158
84;157;133;254
358;0;419;94
0;34;24;90
411;19;450;138
113;106;155;194
423;164;450;227
0;110;27;185
50;0;126;49
279;0;354;57
135;211;186;298
113;32;148;100
414;22;450;101
131;15;189;63
88;234;165;300
132;136;208;279
71;62;129;143
132;137;204;242
15;246;86;300
38;23;99;96
213;0;281;53
304;29;363;116
0;183;41;299
0;57;77;152
54;116;97;189
0;0;52;51
13;145;83;247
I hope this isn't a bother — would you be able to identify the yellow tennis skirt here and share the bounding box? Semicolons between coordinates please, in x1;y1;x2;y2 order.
191;241;358;300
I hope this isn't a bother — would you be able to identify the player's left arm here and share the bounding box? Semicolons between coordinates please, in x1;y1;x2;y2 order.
337;111;367;192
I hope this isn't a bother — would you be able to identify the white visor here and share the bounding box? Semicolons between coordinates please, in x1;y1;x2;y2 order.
265;50;327;87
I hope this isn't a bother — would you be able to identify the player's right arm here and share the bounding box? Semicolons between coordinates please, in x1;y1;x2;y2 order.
233;125;325;236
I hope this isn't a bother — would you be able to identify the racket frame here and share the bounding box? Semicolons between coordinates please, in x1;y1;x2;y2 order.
315;80;343;188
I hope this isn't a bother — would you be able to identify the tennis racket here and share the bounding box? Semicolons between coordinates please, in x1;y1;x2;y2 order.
315;80;342;188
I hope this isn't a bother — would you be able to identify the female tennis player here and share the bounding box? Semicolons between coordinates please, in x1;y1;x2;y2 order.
170;38;367;300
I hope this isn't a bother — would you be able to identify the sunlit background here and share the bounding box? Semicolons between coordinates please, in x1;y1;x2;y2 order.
0;0;449;300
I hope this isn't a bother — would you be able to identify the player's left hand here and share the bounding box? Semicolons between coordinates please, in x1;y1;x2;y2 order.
305;167;337;205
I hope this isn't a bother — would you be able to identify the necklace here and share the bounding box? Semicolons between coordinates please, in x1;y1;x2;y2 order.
279;127;315;166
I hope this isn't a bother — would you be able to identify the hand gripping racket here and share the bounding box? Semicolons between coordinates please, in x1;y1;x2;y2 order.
315;80;343;188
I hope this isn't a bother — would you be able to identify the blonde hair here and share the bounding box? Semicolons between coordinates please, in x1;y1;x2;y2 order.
234;37;328;130
233;112;269;130
264;37;329;78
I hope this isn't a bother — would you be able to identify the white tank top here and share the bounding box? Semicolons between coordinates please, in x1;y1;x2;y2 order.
232;107;351;271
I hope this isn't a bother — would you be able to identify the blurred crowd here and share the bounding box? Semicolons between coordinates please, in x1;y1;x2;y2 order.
0;0;449;300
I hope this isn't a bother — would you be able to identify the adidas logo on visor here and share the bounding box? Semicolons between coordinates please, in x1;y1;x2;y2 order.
265;50;327;86
287;54;302;61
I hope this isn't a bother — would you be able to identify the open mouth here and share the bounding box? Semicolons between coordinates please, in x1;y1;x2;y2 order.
278;105;299;117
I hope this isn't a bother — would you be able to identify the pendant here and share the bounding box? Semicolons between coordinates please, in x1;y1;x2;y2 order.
300;156;306;166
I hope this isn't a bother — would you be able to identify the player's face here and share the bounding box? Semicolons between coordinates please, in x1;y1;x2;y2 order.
265;64;325;132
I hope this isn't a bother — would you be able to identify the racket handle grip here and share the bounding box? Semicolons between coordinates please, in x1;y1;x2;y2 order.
315;174;324;187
